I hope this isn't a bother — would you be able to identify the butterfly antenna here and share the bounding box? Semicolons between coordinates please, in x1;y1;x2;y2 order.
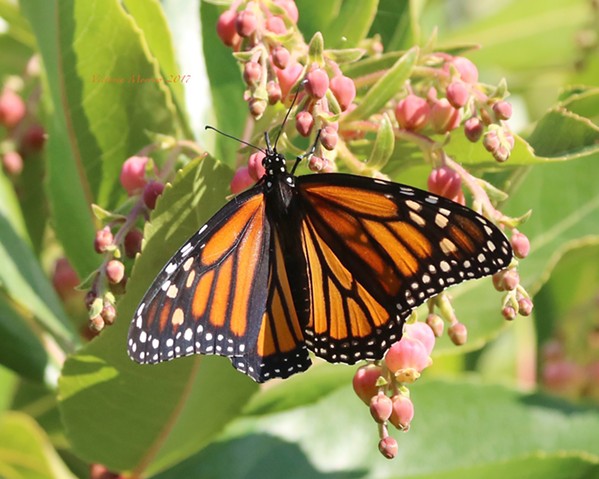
205;126;266;154
291;128;321;174
273;83;303;151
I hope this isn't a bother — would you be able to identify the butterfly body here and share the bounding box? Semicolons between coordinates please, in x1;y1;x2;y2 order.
128;145;512;382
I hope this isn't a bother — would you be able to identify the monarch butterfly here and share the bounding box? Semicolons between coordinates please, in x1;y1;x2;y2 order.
127;132;512;382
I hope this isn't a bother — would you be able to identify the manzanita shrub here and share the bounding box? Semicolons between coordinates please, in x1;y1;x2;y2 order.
0;0;599;478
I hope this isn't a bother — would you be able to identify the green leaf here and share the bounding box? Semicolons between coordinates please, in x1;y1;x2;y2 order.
0;411;77;479
322;0;379;48
0;294;53;384
200;1;246;165
533;241;599;350
122;0;191;135
0;185;75;349
526;107;599;159
346;47;418;121
58;156;258;476
505;152;599;296
21;0;182;278
152;378;599;478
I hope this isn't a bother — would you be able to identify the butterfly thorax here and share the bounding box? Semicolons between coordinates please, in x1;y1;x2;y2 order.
262;149;297;220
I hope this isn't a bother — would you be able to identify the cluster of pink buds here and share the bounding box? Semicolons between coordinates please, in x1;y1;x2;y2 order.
395;54;515;163
85;155;165;333
353;322;436;459
216;0;301;118
541;337;599;402
0;65;47;176
216;1;358;192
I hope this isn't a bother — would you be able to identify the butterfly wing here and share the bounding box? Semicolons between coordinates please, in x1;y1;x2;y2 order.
295;173;512;363
127;183;310;382
128;186;271;366
232;228;311;382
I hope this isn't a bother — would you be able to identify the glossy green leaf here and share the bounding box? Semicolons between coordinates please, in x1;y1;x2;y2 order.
324;0;379;48
0;171;74;349
0;295;52;384
153;378;599;479
59;156;258;476
346;47;418;121
21;0;181;278
200;1;246;165
527;107;599;159
0;412;77;479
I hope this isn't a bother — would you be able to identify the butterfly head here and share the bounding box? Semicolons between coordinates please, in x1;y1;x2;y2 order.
262;131;289;177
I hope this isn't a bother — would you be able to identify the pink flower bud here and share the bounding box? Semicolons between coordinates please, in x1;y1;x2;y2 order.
493;100;512;120
542;360;586;397
511;231;530;259
243;61;262;85
404;321;436;355
446;81;469;108
502;305;517;321
378;436;398;459
101;302;116;325
352;364;383;405
427;165;462;200
464;117;484;142
483;125;514;162
330;75;356;111
305;68;329;99
230;166;254;194
426;313;444;337
503;269;520;290
274;0;299;23
0;88;26;128
249;98;267;118
389;394;414;430
120;156;149;195
295;111;314;137
143;181;165;210
395;94;430;131
124;228;143;258
430;98;461;133
266;80;282;104
275;61;303;99
385;336;431;382
451;57;479;83
308;155;332;172
320;125;338;150
216;9;240;47
248;151;266;181
265;16;286;34
21;124;46;153
518;297;534;316
271;45;290;69
370;392;393;423
94;226;113;254
236;10;258;37
448;322;468;345
105;259;125;284
2;151;23;176
52;258;80;300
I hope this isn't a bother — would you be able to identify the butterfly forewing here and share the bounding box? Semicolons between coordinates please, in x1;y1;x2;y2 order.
127;186;271;365
295;173;512;363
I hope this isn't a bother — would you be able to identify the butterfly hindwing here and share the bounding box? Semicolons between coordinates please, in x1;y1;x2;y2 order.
231;228;311;382
295;173;512;363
